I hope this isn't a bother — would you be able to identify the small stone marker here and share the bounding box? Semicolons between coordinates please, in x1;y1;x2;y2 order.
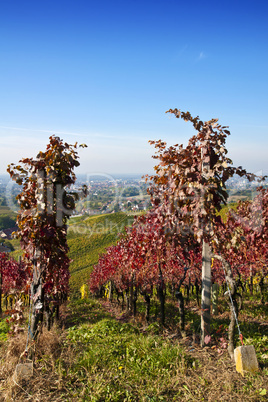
234;345;259;376
14;362;33;381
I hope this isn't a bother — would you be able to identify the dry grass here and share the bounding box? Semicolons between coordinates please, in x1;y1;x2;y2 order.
0;298;267;401
0;327;68;401
176;346;268;402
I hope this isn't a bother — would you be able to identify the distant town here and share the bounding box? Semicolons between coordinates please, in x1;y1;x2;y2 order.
72;174;150;215
0;173;267;220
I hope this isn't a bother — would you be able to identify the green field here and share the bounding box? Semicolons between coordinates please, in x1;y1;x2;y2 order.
68;212;136;296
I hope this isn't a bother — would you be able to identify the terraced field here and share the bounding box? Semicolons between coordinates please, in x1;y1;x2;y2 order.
68;212;136;296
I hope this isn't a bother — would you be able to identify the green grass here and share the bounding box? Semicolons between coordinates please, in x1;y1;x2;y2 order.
0;318;9;343
59;298;268;401
60;299;194;401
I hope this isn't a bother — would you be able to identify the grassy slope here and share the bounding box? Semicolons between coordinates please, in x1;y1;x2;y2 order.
68;212;136;296
0;296;267;401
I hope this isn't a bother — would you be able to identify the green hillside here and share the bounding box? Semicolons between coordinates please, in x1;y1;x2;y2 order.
0;207;17;230
68;212;136;296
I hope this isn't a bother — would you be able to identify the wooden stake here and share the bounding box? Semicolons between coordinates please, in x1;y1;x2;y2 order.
200;142;212;347
201;240;211;346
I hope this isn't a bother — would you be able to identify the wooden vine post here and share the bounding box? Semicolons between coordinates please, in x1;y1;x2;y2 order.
200;141;212;347
29;166;45;338
200;241;211;345
30;165;66;338
30;250;44;339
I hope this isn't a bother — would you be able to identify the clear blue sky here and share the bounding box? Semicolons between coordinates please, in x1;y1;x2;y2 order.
0;0;267;177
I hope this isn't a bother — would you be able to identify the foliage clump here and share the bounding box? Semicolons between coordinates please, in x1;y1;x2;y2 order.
7;136;87;296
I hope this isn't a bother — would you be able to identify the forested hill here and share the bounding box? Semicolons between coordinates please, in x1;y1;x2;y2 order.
68;212;136;296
